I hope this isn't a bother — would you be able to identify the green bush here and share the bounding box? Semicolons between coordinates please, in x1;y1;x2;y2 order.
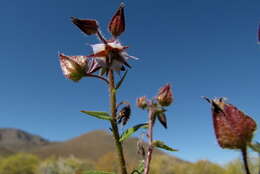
0;153;39;174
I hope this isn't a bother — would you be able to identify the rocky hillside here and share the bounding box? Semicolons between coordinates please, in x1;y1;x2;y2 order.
0;128;50;152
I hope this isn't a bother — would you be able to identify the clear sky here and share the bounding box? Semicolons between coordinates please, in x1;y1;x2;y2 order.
0;0;260;164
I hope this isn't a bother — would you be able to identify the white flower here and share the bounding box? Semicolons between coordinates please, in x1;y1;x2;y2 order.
89;40;137;72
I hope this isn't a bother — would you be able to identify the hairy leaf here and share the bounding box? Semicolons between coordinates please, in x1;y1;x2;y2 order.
119;123;148;142
152;140;178;152
81;111;112;121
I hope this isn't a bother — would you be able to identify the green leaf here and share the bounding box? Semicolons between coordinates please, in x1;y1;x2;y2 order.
249;142;260;153
119;123;148;142
131;160;145;174
152;140;178;152
116;70;128;89
83;171;115;174
81;111;112;121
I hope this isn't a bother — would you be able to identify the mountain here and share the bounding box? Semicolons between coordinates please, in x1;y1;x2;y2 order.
0;128;50;152
31;130;164;161
0;128;186;165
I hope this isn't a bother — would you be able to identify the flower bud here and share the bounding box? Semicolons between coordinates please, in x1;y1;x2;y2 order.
117;105;131;126
59;54;87;82
71;17;99;35
136;96;148;109
108;3;125;37
156;84;173;107
205;97;257;149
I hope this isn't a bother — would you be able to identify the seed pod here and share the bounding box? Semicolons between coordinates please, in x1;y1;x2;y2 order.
205;97;257;149
59;54;87;82
108;3;125;37
71;17;99;35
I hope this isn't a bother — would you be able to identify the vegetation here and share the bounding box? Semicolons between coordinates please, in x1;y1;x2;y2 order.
0;153;39;174
0;153;259;174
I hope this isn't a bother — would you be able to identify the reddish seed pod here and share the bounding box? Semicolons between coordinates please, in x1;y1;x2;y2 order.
108;3;125;37
71;17;99;35
156;84;173;107
205;97;257;149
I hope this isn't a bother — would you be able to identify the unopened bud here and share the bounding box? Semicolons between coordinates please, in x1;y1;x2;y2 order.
136;96;148;109
156;84;173;107
71;17;99;35
108;3;125;37
205;97;257;149
59;54;87;82
117;105;131;126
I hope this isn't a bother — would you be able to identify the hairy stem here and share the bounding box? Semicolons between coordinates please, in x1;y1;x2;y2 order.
241;147;251;174
144;109;154;174
108;69;128;174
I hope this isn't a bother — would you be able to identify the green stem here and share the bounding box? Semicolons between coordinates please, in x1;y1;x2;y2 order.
241;147;251;174
108;69;128;174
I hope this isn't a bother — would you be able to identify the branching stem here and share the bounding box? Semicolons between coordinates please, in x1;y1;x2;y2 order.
108;69;128;174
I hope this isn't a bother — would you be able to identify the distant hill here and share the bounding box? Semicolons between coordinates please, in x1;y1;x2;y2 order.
0;128;50;152
0;147;14;157
0;128;186;165
31;130;165;161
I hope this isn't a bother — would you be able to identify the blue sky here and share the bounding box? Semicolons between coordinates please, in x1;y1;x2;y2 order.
0;0;260;164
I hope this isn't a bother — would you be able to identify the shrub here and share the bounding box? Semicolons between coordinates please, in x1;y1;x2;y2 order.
0;153;39;174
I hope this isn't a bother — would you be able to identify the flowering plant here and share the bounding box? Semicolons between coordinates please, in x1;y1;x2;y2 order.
204;97;257;174
58;3;176;174
58;2;260;174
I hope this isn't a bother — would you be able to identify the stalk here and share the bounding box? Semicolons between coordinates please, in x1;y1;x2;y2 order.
258;152;260;174
144;109;154;174
241;147;251;174
108;69;128;174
